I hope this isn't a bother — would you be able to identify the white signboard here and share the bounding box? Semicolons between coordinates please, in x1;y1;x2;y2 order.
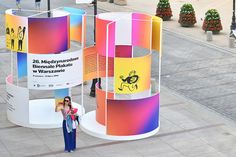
6;75;29;126
76;0;93;4
27;50;83;89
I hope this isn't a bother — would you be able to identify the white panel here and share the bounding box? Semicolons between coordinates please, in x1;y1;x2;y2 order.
52;10;70;17
76;0;93;4
97;12;129;21
115;13;132;45
29;99;84;128
6;75;29;126
97;12;132;46
27;50;83;90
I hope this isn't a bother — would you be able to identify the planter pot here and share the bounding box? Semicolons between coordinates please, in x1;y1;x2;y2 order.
180;23;194;27
114;0;127;5
212;30;220;34
204;30;220;34
162;16;171;21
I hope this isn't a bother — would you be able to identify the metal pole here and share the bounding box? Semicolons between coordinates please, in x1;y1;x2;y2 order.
47;0;51;17
90;0;101;97
230;0;236;37
94;0;97;42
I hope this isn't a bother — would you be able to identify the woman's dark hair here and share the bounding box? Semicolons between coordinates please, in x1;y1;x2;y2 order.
63;96;72;109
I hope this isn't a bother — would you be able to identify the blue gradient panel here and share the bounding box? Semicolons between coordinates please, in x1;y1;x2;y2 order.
54;88;70;99
64;7;85;42
64;7;85;26
17;52;27;79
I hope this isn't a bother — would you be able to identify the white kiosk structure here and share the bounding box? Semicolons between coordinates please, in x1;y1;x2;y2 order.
5;8;86;128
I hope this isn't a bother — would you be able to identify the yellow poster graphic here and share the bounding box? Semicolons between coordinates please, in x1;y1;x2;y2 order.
152;16;162;56
5;13;28;52
114;54;151;94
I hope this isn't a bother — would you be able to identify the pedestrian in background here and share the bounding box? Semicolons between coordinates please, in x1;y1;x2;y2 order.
16;0;21;10
35;0;41;10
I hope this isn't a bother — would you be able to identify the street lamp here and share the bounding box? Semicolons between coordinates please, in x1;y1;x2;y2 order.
230;0;236;37
47;0;51;17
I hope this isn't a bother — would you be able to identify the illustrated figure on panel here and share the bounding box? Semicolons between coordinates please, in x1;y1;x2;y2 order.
6;27;10;48
10;28;15;50
61;96;78;153
17;26;25;51
118;70;139;92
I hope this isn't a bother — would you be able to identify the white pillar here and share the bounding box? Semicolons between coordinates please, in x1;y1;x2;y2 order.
206;31;213;41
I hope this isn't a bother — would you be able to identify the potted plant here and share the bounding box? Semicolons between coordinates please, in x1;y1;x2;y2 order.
178;3;196;27
202;9;223;34
155;0;173;21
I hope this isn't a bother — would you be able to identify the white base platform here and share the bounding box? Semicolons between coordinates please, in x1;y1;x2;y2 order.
28;99;84;128
80;111;159;141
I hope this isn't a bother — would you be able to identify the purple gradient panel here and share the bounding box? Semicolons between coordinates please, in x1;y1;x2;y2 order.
107;93;159;136
28;16;69;54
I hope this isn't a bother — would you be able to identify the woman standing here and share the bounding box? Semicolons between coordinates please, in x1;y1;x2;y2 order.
61;96;77;152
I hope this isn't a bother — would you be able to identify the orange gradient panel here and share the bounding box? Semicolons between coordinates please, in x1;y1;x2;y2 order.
132;13;152;50
5;13;28;52
96;18;108;56
96;87;114;125
83;46;114;81
83;46;97;81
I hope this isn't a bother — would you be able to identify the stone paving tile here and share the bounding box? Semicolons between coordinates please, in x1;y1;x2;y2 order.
0;150;11;157
52;149;101;157
32;128;62;138
39;131;87;152
198;152;227;157
0;127;35;143
160;92;183;106
189;127;236;153
127;138;175;156
10;145;51;157
40;155;58;157
144;151;186;157
177;145;217;157
0;121;15;128
0;140;7;152
76;132;109;146
0;96;5;104
1;134;45;151
220;149;236;157
94;147;141;157
158;116;183;134
160;106;211;130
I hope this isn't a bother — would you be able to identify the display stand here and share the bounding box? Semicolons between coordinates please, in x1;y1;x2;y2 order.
5;8;163;140
5;8;86;128
80;12;163;140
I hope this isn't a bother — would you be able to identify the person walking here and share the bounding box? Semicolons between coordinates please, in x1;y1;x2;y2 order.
61;96;77;153
35;0;41;10
16;0;21;10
